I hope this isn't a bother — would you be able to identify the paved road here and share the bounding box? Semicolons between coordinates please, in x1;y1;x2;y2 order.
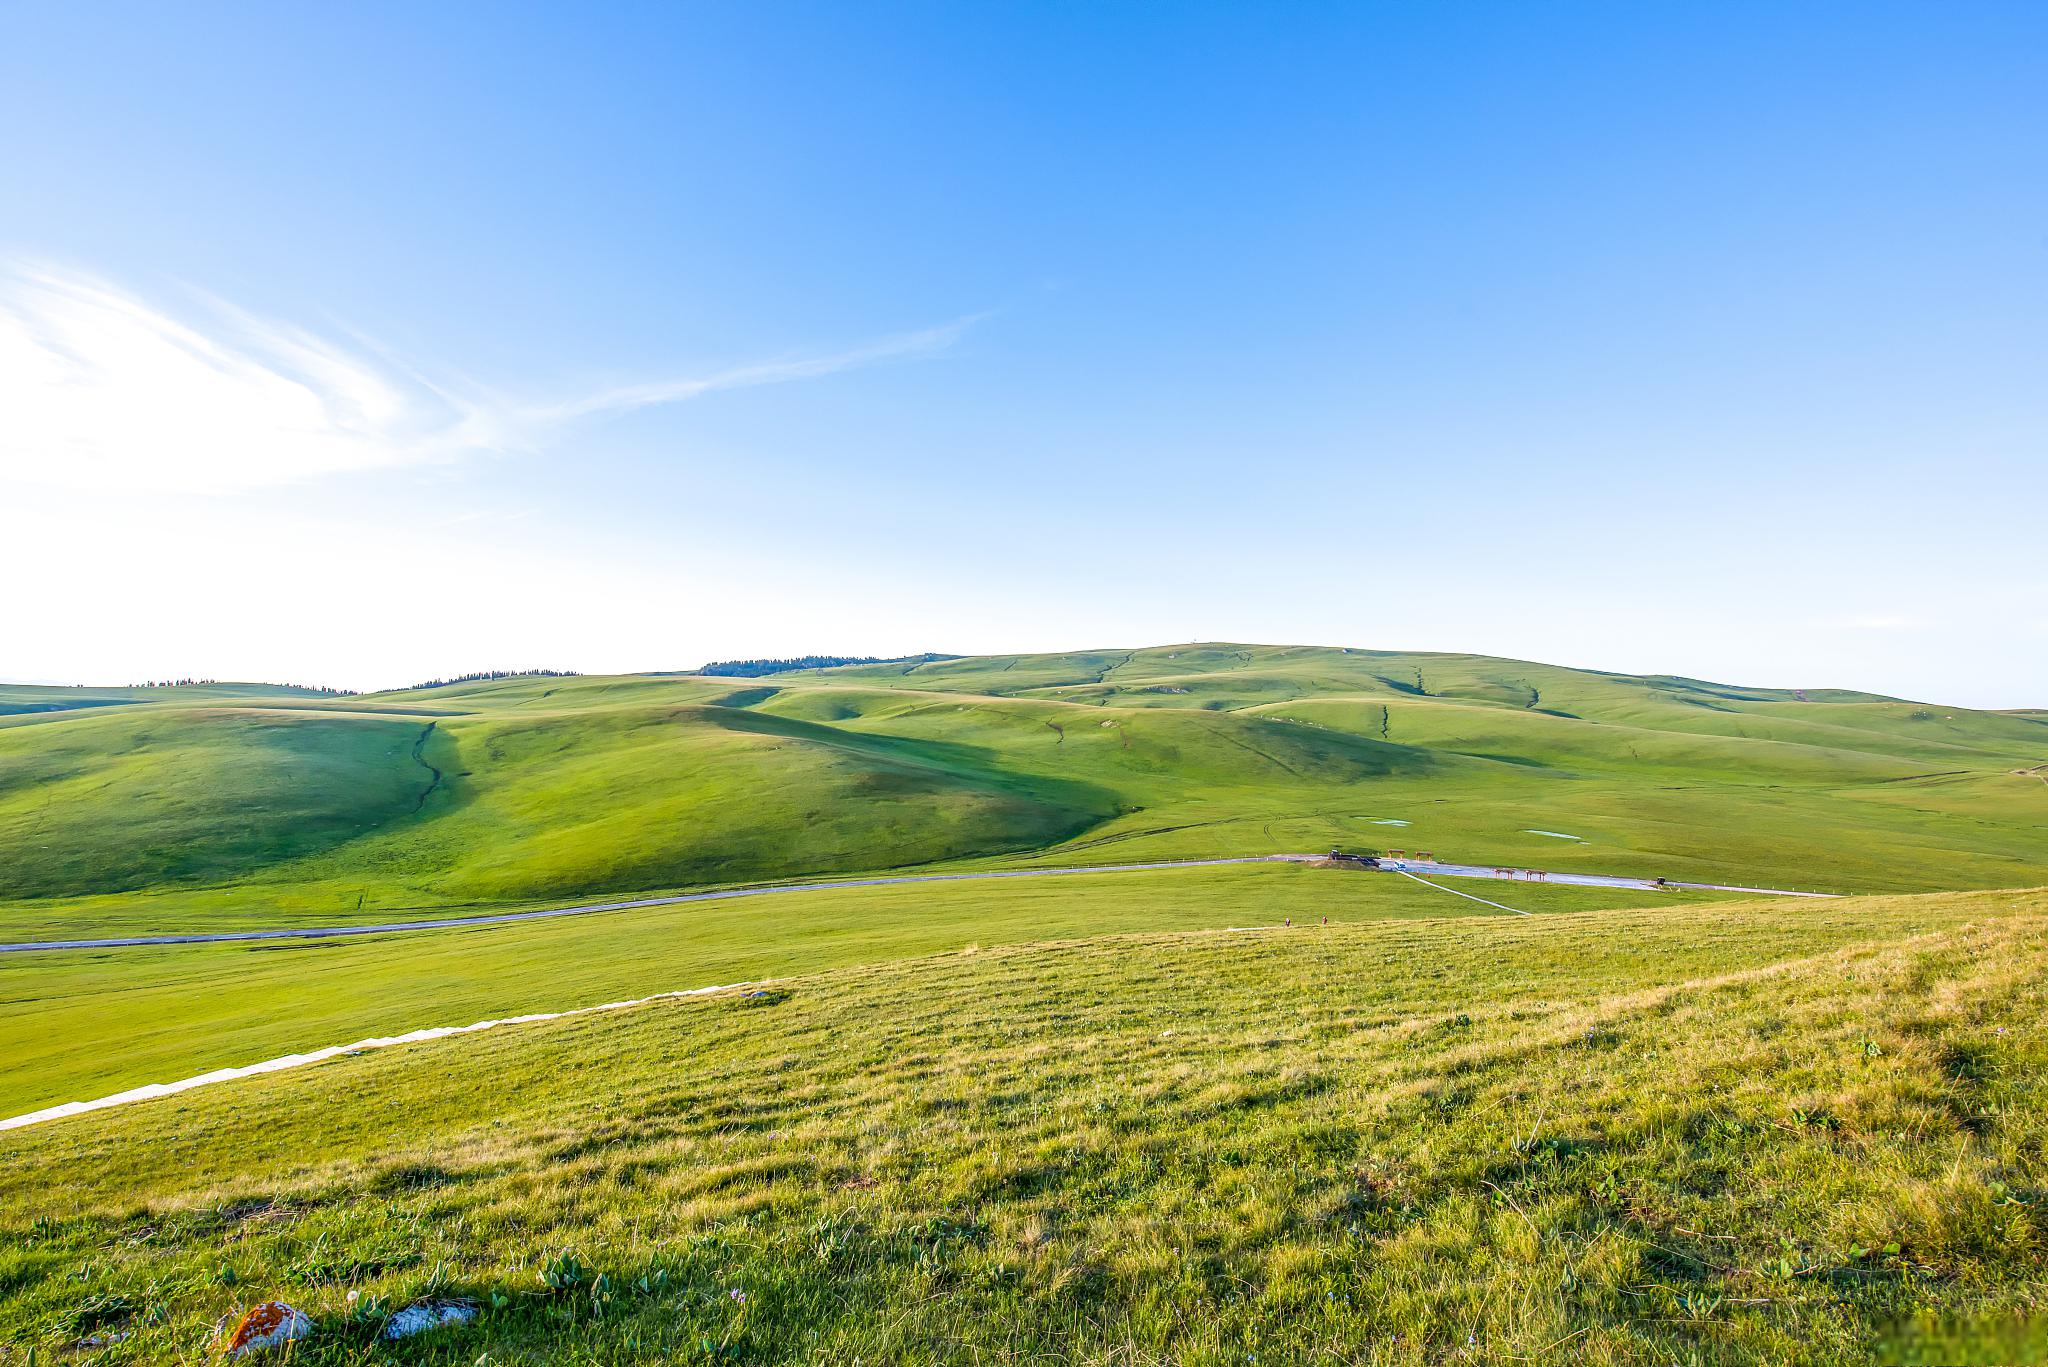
1378;859;1837;899
0;856;1315;954
0;853;1838;1131
0;853;1834;955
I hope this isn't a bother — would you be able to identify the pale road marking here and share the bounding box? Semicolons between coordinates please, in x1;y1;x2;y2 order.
1379;859;1836;900
0;982;747;1133
1394;869;1532;916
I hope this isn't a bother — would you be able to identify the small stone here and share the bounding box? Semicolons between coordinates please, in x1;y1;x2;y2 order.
220;1301;312;1357
381;1299;479;1340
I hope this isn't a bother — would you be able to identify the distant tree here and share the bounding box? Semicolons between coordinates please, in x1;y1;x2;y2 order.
408;668;582;691
127;678;356;694
693;653;960;679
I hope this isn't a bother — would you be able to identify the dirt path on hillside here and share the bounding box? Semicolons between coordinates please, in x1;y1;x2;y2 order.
409;722;445;813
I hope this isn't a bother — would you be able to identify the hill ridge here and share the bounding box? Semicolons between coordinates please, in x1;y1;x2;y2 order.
3;643;2044;935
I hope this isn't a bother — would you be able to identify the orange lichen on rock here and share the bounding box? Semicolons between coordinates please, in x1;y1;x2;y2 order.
220;1301;312;1357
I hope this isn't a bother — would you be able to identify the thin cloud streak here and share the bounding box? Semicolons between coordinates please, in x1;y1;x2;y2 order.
0;262;978;492
524;314;986;424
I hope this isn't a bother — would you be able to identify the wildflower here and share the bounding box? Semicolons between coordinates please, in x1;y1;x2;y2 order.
729;1288;747;1303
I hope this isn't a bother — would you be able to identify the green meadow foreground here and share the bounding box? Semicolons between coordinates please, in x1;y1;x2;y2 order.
4;887;2045;1364
5;645;2047;939
0;862;1721;1120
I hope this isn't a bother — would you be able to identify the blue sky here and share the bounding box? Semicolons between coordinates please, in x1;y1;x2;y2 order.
2;2;2043;704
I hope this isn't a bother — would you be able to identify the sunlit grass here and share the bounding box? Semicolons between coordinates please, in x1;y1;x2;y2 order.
0;862;1721;1117
4;886;2043;1363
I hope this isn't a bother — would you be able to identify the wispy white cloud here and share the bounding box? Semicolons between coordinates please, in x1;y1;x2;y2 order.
0;264;495;492
0;261;977;492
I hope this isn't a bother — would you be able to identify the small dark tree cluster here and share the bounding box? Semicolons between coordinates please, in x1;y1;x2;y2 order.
694;653;959;678
408;669;582;691
127;678;357;694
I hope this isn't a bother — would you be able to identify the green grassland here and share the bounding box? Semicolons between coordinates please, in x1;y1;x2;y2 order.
5;645;2044;1363
3;886;2044;1364
0;862;1726;1120
3;644;2044;938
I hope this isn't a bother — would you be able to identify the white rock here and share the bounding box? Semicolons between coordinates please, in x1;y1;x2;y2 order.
382;1299;479;1340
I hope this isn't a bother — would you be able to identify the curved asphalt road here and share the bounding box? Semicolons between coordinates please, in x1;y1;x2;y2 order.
0;856;1315;954
0;854;1834;955
1377;858;1839;899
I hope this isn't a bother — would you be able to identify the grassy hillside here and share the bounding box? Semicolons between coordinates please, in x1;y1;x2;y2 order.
0;861;1727;1120
0;707;432;899
2;644;2044;936
4;885;2043;1363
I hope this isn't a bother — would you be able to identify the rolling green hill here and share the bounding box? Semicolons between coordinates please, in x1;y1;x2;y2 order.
0;681;346;716
0;707;433;899
3;643;2045;935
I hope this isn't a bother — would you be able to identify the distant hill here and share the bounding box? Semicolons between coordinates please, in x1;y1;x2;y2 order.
0;681;349;717
2;643;2044;926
